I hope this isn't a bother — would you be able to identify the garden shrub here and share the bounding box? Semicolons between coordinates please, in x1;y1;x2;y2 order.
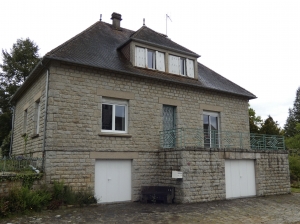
289;154;300;187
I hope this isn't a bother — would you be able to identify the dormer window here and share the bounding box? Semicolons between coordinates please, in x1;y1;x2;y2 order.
135;46;165;72
169;54;194;78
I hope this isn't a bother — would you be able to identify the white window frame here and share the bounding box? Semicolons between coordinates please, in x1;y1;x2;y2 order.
101;98;128;133
135;46;165;72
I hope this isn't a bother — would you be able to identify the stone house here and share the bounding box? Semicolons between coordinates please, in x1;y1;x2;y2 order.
10;13;290;203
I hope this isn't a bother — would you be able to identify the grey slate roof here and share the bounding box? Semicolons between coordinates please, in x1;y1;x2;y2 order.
14;21;256;101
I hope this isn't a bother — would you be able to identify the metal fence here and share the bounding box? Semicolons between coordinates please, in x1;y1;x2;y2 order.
0;156;43;173
160;128;285;150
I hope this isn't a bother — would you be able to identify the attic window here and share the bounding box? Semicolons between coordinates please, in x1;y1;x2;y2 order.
135;47;165;72
169;55;194;78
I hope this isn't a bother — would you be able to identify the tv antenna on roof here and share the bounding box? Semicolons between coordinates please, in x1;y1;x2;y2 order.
166;14;172;36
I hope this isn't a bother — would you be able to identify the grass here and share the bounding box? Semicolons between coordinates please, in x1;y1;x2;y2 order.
291;188;300;193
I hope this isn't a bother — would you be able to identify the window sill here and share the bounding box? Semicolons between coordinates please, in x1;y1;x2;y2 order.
98;133;132;138
31;134;39;139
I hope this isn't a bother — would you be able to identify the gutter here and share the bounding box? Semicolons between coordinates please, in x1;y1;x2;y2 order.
42;68;49;171
9;106;15;157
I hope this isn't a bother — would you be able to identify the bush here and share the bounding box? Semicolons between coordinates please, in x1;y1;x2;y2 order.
48;181;96;209
0;186;51;217
0;181;97;217
289;154;300;186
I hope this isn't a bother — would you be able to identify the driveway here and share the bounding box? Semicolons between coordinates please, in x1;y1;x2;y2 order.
2;193;300;224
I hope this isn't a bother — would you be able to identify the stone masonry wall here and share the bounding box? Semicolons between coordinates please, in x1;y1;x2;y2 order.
45;62;249;153
41;61;250;192
156;149;290;203
256;152;290;196
12;71;46;157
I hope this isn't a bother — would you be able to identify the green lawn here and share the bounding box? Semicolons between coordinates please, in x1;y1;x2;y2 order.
291;188;300;193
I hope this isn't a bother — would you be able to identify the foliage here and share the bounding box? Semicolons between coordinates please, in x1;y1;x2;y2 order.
50;181;96;207
0;173;44;189
285;123;300;149
259;115;282;135
289;153;300;185
0;38;40;150
6;186;51;214
0;131;10;157
249;106;262;133
0;180;97;218
284;87;300;137
249;105;282;135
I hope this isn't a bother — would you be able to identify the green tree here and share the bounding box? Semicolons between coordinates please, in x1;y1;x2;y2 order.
0;38;40;153
285;123;300;149
249;105;262;133
259;115;282;135
284;87;300;137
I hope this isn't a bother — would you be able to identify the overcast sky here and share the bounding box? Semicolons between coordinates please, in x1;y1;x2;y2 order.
1;0;299;128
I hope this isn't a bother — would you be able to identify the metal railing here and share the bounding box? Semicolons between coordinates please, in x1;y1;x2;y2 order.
0;156;43;173
160;128;285;150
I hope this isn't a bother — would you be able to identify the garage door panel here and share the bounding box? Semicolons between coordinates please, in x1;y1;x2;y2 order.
225;160;232;198
225;160;256;199
95;160;131;203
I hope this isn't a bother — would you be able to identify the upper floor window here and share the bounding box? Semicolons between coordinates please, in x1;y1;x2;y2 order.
203;111;219;148
169;55;194;78
135;47;165;72
180;58;186;76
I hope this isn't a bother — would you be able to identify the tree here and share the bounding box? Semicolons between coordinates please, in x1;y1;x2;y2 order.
249;105;262;133
285;123;300;149
1;38;40;86
284;87;300;137
259;115;282;135
0;38;40;154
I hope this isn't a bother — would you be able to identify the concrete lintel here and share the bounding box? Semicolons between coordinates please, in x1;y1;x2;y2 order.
159;97;182;107
97;88;135;100
90;152;138;159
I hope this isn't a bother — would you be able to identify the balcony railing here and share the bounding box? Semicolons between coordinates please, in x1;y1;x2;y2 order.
159;128;285;150
0;156;43;173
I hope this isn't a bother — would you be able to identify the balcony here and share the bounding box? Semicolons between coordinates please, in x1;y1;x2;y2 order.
160;128;285;150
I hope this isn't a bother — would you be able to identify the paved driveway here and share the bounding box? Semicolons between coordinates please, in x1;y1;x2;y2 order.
2;193;300;224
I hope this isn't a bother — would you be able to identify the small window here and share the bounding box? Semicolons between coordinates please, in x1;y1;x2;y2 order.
23;109;28;134
35;100;41;134
102;98;128;133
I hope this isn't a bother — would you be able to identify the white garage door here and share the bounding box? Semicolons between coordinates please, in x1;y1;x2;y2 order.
95;160;131;203
225;160;256;199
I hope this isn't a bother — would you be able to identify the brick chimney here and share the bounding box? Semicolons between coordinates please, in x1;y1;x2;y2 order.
111;12;122;29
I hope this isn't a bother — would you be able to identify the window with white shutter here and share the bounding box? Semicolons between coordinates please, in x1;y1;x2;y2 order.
135;47;145;67
186;59;194;78
156;51;165;72
169;55;180;74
